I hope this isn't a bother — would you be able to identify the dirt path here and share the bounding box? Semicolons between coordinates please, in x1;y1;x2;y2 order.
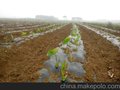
78;25;120;82
0;24;72;82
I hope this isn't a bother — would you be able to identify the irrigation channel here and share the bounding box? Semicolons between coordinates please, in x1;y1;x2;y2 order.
0;24;67;48
36;24;86;83
81;24;120;50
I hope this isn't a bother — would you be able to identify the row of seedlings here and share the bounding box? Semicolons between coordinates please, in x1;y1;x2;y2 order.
0;23;67;48
37;24;86;83
89;24;120;33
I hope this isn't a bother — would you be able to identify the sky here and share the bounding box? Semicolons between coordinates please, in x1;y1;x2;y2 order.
0;0;120;20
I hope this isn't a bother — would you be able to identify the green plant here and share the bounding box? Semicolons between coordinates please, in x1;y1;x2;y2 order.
55;61;59;69
71;30;77;36
21;32;27;36
47;48;60;69
31;31;36;36
63;36;71;44
74;35;81;46
47;48;58;57
36;28;42;33
61;60;68;83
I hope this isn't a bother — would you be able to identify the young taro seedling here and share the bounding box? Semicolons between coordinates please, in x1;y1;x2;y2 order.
21;31;27;37
63;36;74;62
63;36;71;45
47;48;60;69
73;34;81;46
37;28;41;33
61;60;68;83
70;26;81;51
35;28;43;33
71;30;77;37
62;36;71;54
30;31;36;36
63;36;73;49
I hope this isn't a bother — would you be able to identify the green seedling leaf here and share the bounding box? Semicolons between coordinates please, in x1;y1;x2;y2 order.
61;70;66;82
61;60;66;70
71;31;77;36
36;28;42;32
55;62;59;69
61;74;67;82
73;35;81;46
77;34;81;39
47;48;58;57
61;60;68;82
21;32;27;36
63;37;70;44
31;31;36;35
74;35;79;43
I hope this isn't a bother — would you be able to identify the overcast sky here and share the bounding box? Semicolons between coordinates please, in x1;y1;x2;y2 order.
0;0;120;20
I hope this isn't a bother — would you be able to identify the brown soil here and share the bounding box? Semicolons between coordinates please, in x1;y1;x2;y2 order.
78;25;120;82
0;24;72;82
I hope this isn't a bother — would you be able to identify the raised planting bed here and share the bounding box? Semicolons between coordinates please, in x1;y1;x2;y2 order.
36;24;86;83
0;24;52;43
88;24;120;37
0;24;61;40
0;24;68;48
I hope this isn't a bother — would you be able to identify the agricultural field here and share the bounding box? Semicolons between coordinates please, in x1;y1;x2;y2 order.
0;19;120;83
